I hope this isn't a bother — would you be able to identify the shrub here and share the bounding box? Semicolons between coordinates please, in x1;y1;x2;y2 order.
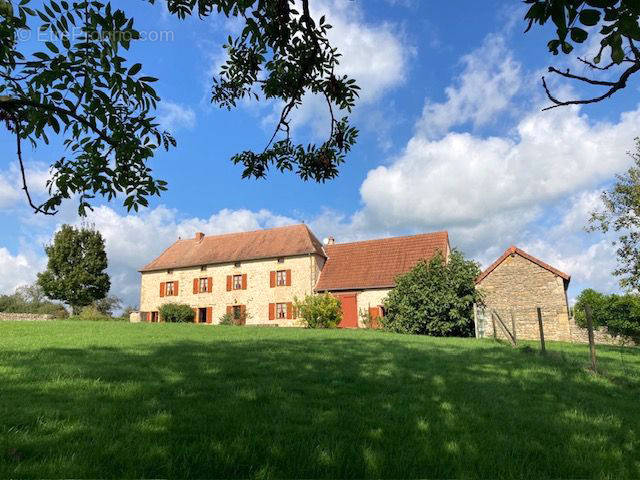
295;293;342;328
218;312;234;325
159;303;195;323
359;308;378;329
71;305;126;321
0;284;68;318
382;249;482;336
575;289;640;343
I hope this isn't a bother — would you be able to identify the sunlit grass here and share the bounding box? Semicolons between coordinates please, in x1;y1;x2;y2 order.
0;321;638;478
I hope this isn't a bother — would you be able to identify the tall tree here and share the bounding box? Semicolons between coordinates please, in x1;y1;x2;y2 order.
0;0;359;215
37;224;110;313
589;138;640;290
524;0;640;109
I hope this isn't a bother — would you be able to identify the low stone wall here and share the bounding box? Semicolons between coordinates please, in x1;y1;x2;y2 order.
0;312;55;322
129;311;142;323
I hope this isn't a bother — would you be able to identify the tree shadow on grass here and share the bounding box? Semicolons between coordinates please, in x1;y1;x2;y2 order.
1;334;639;478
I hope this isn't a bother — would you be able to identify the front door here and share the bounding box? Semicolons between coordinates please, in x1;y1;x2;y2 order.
337;294;358;328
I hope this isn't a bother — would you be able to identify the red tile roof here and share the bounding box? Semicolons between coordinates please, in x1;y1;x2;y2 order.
476;245;571;284
315;231;450;291
140;224;325;272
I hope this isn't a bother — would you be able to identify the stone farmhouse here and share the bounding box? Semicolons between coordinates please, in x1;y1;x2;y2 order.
137;223;606;342
137;224;450;328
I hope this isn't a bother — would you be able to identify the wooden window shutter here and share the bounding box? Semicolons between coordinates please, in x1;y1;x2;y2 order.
192;308;198;322
174;281;179;296
240;305;246;324
160;282;165;297
369;307;380;319
207;277;212;293
226;306;233;315
147;312;152;322
206;307;213;324
242;274;247;290
193;278;198;294
226;275;232;291
269;303;275;321
270;271;276;288
286;302;293;319
286;270;292;286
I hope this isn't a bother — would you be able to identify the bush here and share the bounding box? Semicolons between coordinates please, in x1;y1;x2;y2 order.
0;284;68;318
295;293;342;329
70;305;127;321
575;289;640;343
159;303;195;323
382;250;482;336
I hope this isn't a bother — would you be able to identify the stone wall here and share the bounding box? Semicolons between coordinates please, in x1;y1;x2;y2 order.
139;253;324;326
0;312;55;322
477;253;572;342
356;288;390;328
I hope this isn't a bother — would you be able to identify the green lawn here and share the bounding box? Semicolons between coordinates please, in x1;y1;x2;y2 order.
0;322;639;479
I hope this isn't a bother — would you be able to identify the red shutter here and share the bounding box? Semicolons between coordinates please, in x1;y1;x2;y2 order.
193;278;198;294
174;281;179;296
160;282;165;297
270;271;276;288
147;312;152;322
226;306;233;315
193;308;198;323
286;302;293;319
206;307;213;324
240;305;246;325
269;303;275;321
226;276;232;291
207;277;212;293
242;274;247;290
286;270;292;286
369;306;381;329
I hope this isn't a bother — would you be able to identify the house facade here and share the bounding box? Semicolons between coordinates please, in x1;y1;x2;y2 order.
315;232;451;328
138;225;326;326
137;225;450;327
475;246;573;342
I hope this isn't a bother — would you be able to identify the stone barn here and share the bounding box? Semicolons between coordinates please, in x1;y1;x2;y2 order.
475;246;573;342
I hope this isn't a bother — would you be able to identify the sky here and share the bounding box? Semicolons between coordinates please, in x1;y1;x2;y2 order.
1;0;638;309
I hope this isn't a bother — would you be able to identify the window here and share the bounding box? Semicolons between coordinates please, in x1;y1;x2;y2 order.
233;274;242;290
233;305;242;320
276;270;287;286
151;311;159;323
234;262;241;268
276;303;287;319
277;257;285;263
200;265;207;272
199;277;208;293
165;281;176;296
167;269;173;274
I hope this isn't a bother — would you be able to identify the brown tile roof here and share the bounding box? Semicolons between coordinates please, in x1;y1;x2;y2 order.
476;245;571;284
140;224;325;272
315;231;450;291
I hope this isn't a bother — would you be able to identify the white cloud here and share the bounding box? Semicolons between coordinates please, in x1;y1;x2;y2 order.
0;162;50;211
0;247;46;294
157;101;196;132
417;34;522;139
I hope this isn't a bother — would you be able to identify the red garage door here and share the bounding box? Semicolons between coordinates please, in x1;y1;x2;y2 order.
337;294;358;328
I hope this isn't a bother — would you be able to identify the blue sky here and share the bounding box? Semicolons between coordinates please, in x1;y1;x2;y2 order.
1;0;639;308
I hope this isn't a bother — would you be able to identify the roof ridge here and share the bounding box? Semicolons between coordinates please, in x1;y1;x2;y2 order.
188;223;308;241
328;231;448;248
476;246;570;284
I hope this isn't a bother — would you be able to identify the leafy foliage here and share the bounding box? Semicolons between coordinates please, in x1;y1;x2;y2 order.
1;0;358;215
159;302;195;323
0;283;68;318
575;288;640;343
524;1;640;108
92;295;122;316
589;138;640;290
382;250;482;336
295;293;341;329
37;224;110;313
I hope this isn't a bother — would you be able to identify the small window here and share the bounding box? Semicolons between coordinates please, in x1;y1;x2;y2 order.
277;258;285;264
165;281;175;296
234;262;241;268
233;274;243;290
151;311;159;322
167;269;173;274
200;265;207;272
232;305;242;320
199;277;208;293
276;270;287;286
276;303;287;319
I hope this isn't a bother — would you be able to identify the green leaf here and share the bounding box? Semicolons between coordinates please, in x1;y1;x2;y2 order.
579;9;601;26
570;27;588;43
128;63;142;76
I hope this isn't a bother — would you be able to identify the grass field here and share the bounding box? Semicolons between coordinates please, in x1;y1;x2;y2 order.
0;321;639;478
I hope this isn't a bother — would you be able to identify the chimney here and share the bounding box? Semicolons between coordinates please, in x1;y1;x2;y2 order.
327;236;335;245
195;232;204;242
